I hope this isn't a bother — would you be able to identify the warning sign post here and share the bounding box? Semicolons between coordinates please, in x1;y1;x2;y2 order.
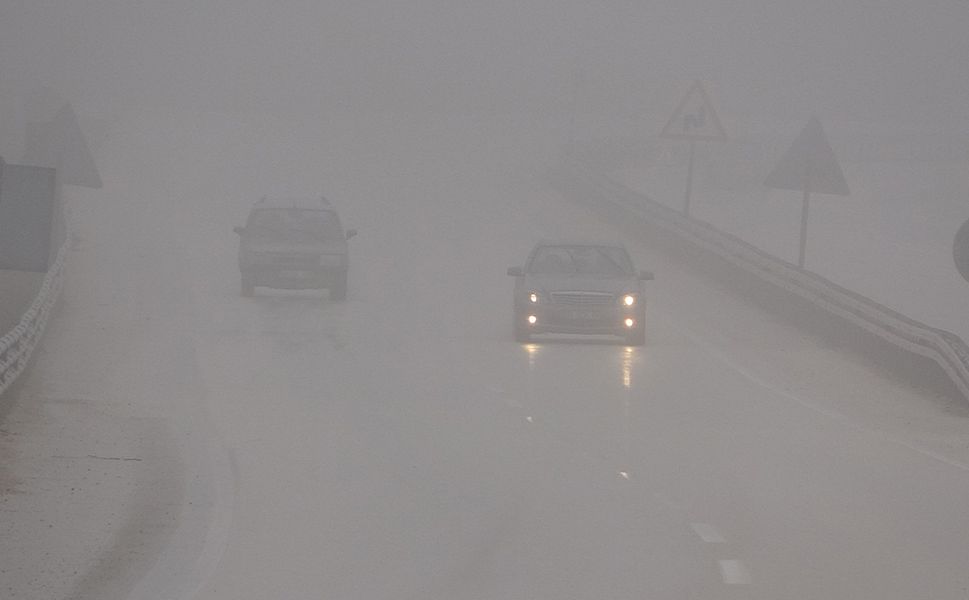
660;81;727;216
765;116;849;269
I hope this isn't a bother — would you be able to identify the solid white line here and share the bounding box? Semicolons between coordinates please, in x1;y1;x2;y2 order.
675;323;969;474
691;523;726;543
719;559;752;584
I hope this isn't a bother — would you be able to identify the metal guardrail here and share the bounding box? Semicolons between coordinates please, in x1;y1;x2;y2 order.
0;230;69;396
556;152;969;402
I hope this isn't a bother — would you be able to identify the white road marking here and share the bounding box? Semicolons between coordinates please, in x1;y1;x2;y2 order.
690;523;725;543
675;323;969;474
652;492;683;510
719;559;752;584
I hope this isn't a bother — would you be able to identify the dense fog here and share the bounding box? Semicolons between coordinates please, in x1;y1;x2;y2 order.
3;2;969;599
3;2;969;126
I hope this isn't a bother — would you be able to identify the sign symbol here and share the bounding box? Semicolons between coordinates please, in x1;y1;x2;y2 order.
661;81;726;142
660;81;727;217
683;105;706;132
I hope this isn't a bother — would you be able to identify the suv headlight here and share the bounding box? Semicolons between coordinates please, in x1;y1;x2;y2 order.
621;294;637;307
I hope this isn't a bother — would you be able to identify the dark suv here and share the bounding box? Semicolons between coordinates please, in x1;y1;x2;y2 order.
234;197;356;300
507;241;653;345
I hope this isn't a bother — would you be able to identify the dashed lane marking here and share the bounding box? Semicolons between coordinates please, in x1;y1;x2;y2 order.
691;523;726;543
719;559;752;584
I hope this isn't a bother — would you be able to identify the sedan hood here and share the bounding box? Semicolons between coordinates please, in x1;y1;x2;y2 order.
524;274;639;294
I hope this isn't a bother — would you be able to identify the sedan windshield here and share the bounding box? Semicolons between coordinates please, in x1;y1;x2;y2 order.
528;245;634;276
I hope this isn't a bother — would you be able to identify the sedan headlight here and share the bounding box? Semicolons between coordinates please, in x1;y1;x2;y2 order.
528;292;540;304
621;294;637;307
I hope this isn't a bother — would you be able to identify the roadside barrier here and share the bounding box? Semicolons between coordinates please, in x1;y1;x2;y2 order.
554;151;969;402
0;229;68;396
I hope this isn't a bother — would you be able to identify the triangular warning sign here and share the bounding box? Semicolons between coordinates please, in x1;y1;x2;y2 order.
23;102;102;188
660;81;727;142
24;85;67;124
955;218;969;283
765;116;848;196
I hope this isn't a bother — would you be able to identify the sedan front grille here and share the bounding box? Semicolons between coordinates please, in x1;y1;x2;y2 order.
549;291;615;306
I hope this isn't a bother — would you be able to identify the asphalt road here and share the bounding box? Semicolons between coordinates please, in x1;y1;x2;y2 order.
3;110;969;599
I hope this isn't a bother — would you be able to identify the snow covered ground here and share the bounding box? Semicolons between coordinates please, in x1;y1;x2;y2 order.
608;122;969;343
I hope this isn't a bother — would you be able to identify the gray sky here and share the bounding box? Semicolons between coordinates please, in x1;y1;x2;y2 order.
2;1;968;127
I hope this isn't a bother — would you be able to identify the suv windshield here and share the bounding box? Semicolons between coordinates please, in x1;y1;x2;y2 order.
528;245;634;276
246;208;343;242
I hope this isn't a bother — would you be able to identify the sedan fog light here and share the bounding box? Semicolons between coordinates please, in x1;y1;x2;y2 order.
527;315;538;325
624;317;635;328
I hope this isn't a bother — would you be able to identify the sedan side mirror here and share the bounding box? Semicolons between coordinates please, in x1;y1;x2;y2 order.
507;266;523;277
639;270;654;281
346;229;357;240
233;226;245;235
